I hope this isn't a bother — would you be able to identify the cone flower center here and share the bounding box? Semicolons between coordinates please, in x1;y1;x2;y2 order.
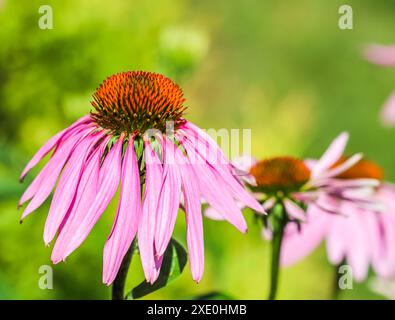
90;71;186;135
249;157;311;193
334;157;384;180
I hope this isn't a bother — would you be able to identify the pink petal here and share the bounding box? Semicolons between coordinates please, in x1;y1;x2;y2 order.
281;208;330;266
231;154;257;173
20;115;91;181
283;199;306;221
138;140;163;283
20;126;91;220
322;153;363;179
344;208;370;282
372;213;395;278
175;149;204;282
154;137;182;257
380;91;395;126
326;213;348;265
181;138;247;233
51;136;122;262
204;207;225;221
44;131;104;244
364;44;395;67
103;136;141;285
180;123;264;214
311;132;349;179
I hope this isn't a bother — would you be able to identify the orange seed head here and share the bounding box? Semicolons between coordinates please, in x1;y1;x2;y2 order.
90;71;186;134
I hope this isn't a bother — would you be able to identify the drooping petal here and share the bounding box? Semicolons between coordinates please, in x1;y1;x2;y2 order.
380;91;395;126
179;154;204;283
44;131;104;244
154;137;181;257
372;212;395;279
311;132;349;179
283;199;306;221
343;208;370;282
51;140;104;262
20;126;92;220
20;115;91;181
138;140;163;283
204;207;225;221
180;122;265;214
326;213;348;265
181;138;247;233
281;208;330;266
103;136;141;285
51;136;122;263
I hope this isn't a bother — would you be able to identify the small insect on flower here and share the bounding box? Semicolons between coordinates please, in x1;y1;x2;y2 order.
19;71;265;285
281;136;395;282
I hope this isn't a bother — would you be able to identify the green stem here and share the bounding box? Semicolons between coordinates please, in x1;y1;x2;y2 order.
268;206;287;300
112;242;135;300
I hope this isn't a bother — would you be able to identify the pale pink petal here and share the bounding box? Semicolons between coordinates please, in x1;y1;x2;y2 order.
44;131;104;244
364;44;395;67
326;214;348;265
372;213;395;278
138;140;163;283
20;115;91;181
263;198;276;211
281;208;330;266
311;132;349;179
154;137;182;257
231;154;257;173
177;150;204;282
380;91;395;126
103;136;141;285
51;137;122;262
204;207;225;221
231;154;257;185
344;208;370;282
319;178;380;189
322;153;363;179
283;199;306;221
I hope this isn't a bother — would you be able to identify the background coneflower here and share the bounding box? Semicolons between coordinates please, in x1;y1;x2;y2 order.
281;152;395;299
19;71;264;299
205;132;378;299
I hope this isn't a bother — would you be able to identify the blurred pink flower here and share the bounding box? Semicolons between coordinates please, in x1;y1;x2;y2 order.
205;133;377;228
19;71;264;285
364;44;395;125
281;138;395;282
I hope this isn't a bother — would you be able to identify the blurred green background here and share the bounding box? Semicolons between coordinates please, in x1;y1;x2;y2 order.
1;0;395;299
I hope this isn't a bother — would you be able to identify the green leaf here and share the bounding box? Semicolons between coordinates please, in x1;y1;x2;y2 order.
126;239;187;299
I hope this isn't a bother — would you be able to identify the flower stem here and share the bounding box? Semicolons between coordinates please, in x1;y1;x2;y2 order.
112;241;135;300
268;204;287;300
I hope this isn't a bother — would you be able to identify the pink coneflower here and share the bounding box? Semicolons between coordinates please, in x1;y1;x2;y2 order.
204;132;377;299
364;44;395;125
281;156;395;284
19;71;264;294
